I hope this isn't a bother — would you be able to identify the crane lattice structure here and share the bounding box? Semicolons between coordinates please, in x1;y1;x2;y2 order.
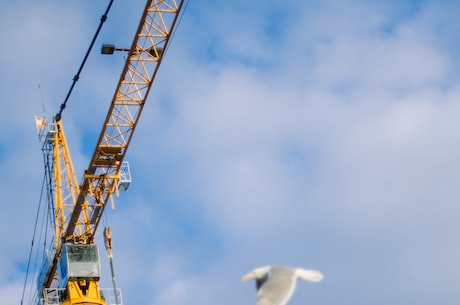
35;1;185;304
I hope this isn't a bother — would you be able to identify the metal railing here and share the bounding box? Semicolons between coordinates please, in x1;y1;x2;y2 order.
40;287;123;305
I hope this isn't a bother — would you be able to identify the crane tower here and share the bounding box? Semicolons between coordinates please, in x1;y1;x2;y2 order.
34;1;185;304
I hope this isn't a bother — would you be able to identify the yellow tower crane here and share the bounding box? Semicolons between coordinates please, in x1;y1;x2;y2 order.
35;1;185;304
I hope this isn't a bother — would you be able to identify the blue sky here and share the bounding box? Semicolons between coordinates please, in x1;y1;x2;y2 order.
2;0;460;304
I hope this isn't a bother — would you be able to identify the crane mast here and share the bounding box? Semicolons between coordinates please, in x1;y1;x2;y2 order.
36;1;185;304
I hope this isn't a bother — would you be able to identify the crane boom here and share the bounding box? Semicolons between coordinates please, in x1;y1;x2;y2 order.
36;1;185;304
66;0;185;244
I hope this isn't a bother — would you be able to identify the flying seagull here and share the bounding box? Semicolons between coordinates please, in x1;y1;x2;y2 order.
242;265;323;305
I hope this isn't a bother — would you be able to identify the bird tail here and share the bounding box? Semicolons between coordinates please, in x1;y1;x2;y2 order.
295;268;324;282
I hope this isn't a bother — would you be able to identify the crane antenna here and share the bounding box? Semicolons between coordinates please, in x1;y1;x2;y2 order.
38;85;47;114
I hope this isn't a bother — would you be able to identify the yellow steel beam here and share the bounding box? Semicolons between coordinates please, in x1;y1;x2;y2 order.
64;0;185;243
53;120;87;250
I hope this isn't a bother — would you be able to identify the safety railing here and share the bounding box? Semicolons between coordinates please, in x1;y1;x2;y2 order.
39;287;123;305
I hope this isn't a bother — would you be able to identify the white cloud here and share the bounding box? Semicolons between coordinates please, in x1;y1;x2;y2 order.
4;1;460;305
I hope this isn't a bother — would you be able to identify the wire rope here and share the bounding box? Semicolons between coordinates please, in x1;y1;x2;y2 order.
20;173;47;305
55;0;115;122
27;188;51;305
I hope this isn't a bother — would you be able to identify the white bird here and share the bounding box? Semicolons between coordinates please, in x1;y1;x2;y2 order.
242;265;323;305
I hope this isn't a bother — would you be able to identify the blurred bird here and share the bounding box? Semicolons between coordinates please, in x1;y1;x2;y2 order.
242;265;323;305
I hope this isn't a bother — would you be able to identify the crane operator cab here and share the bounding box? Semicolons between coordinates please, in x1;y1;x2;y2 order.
40;244;122;305
59;244;101;288
57;244;105;305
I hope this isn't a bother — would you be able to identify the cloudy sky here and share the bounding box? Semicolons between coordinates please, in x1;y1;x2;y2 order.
2;0;460;304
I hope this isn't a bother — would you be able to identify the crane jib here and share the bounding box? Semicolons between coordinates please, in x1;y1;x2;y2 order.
64;0;185;242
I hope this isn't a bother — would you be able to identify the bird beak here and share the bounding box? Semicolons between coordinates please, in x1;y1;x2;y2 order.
241;274;252;282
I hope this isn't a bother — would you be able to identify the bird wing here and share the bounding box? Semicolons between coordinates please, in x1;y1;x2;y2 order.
256;273;270;291
257;268;297;305
295;268;324;282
